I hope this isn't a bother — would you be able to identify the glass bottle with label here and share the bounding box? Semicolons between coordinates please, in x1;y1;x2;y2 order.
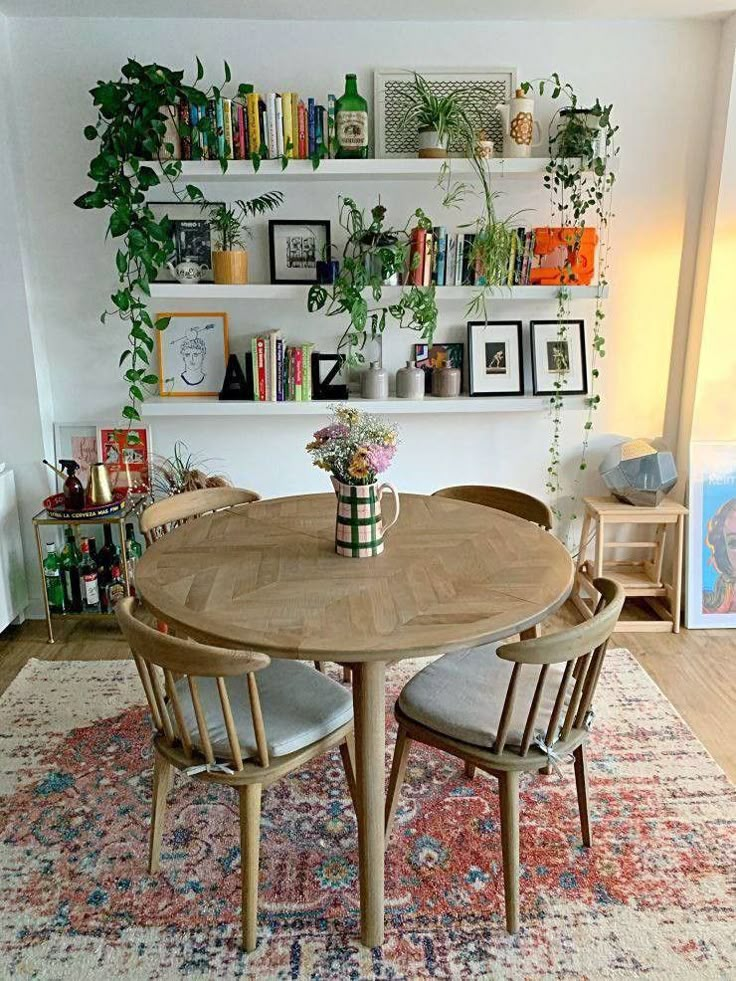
60;527;83;614
335;74;369;159
125;523;143;596
106;563;127;611
80;537;101;613
97;524;119;613
43;543;65;614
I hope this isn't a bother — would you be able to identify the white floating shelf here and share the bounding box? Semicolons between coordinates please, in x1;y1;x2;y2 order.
149;284;607;301
148;157;617;183
140;395;586;418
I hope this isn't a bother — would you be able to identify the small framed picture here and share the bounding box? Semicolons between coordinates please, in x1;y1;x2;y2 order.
53;423;98;491
97;426;152;493
414;342;464;394
156;312;229;397
467;321;524;396
530;320;587;396
149;201;222;282
268;220;331;285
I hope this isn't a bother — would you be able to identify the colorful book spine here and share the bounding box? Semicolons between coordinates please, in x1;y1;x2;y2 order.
422;232;433;288
294;347;304;401
514;228;525;284
301;343;314;400
256;338;267;401
178;100;191;160
282;94;294;158
251;338;260;400
307;98;316;157
231;102;242;159
276;337;284;400
461;233;476;285
246;93;261;156
270;331;281;401
315;104;324;154
290;93;299;158
297;101;307;158
266;93;277;159
507;232;517;286
327;93;336;157
205;99;217;159
435;228;447;287
445;234;457;287
258;97;268;155
454;234;465;285
222;99;233;159
406;227;426;286
275;95;284;157
215;99;225;158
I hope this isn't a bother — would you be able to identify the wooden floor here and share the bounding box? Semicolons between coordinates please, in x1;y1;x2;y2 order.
1;604;735;782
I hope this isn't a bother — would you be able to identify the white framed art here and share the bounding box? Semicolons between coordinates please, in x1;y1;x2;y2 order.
686;441;736;628
467;321;524;397
530;320;588;397
53;423;98;491
156;312;229;397
373;67;516;158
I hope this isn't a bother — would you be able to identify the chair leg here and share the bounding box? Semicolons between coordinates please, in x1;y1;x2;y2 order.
573;744;592;847
384;726;412;847
498;770;520;934
340;734;358;810
342;664;352;683
464;760;477;780
314;661;325;673
148;753;172;874
239;784;262;953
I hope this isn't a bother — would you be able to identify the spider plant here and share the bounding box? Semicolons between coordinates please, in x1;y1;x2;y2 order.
400;72;479;152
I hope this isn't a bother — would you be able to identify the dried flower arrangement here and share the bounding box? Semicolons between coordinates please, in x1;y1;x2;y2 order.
306;405;398;486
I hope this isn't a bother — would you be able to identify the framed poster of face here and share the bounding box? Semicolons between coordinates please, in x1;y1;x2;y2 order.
467;321;524;396
687;441;736;628
97;426;152;492
156;312;229;397
268;220;331;284
530;320;588;397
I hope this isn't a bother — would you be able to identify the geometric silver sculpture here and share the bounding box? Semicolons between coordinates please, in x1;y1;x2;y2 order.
599;438;678;507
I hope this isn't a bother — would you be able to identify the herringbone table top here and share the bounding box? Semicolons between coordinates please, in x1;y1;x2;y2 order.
135;493;574;661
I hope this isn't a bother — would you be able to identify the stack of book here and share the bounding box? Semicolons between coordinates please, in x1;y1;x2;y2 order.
251;333;315;401
405;226;538;287
177;92;335;161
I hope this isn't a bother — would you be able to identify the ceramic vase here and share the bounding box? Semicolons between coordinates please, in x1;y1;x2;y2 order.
213;250;248;285
432;364;462;397
361;362;389;399
395;360;425;399
332;477;400;558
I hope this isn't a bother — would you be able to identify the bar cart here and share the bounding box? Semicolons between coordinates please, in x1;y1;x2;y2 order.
32;497;141;643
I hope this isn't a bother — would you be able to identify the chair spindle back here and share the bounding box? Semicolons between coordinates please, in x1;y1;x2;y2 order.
139;487;261;546
433;484;554;531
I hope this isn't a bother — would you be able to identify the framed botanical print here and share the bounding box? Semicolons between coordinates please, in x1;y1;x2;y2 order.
530;320;587;396
156;312;229;397
687;441;736;628
149;202;222;282
467;321;524;396
268;220;331;284
97;426;152;493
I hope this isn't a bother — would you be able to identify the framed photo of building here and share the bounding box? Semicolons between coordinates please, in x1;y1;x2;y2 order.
530;320;587;396
149;201;221;282
467;321;524;396
268;220;331;284
156;312;229;397
414;342;464;394
687;441;736;628
97;426;152;493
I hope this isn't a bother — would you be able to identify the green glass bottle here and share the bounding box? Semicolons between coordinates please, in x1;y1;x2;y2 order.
125;522;143;596
43;542;65;614
60;527;83;614
335;74;369;159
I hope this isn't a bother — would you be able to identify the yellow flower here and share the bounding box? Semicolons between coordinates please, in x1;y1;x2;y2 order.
336;405;361;427
347;450;371;480
384;432;397;446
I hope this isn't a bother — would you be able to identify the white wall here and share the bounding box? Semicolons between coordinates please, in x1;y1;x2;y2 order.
2;16;720;550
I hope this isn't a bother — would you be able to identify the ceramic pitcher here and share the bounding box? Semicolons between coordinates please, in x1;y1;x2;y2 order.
496;89;542;158
332;478;400;558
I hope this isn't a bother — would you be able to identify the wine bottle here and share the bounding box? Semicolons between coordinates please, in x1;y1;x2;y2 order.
125;523;143;596
335;74;369;159
43;543;65;614
60;527;83;614
97;524;119;613
80;537;101;613
106;563;126;610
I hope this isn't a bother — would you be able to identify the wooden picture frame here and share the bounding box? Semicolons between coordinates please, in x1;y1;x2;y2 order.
467;321;524;397
156;312;229;398
530;319;587;397
268;220;331;285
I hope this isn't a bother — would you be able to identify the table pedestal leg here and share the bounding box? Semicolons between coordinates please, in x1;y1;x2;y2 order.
352;660;386;948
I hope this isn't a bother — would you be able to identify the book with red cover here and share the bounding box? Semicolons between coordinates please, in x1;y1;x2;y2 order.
405;227;426;286
256;337;266;401
178;100;191;161
297;101;307;159
293;347;303;401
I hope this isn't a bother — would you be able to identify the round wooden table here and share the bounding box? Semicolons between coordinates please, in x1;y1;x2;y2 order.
135;493;574;947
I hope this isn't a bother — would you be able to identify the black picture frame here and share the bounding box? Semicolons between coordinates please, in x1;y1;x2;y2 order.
467;321;524;397
530;319;588;396
149;201;223;282
268;219;331;285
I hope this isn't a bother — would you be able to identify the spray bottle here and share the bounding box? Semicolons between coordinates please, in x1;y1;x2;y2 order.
58;459;86;510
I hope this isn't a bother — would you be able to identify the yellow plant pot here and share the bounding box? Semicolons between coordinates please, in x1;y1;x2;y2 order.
213;250;248;285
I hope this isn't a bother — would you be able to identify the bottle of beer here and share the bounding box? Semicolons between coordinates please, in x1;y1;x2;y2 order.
80;537;101;613
60;527;83;614
335;74;369;159
43;543;65;614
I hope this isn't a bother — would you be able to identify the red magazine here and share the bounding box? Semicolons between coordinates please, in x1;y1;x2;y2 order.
256;337;267;401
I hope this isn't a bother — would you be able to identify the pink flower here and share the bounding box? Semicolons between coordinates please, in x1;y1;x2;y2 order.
312;423;349;444
366;443;395;475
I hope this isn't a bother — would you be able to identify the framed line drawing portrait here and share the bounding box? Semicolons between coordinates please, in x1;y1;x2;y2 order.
156;312;229;397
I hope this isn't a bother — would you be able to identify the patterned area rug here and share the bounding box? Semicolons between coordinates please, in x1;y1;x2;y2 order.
0;651;734;980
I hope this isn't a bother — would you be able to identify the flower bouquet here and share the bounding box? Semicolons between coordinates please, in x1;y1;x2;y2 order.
306;405;400;558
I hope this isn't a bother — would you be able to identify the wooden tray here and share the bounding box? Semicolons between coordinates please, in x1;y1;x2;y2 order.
42;489;129;520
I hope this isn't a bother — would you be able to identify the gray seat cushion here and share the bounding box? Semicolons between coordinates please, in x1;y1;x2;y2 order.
398;644;567;750
170;659;353;761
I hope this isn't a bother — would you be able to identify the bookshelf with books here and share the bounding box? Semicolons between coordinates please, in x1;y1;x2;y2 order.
250;332;315;402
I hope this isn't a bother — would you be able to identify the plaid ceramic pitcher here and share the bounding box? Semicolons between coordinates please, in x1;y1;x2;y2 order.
332;478;400;558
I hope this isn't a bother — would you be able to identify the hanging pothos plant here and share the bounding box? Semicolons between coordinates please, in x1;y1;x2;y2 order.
306;197;438;362
74;57;292;431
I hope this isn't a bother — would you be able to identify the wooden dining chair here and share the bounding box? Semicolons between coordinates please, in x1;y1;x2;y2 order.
384;577;624;934
139;486;261;546
433;484;553;531
115;597;356;952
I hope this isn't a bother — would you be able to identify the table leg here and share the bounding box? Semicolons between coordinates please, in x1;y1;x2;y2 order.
352;660;386;948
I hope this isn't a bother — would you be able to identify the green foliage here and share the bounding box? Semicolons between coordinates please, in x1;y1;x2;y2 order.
204;192;283;250
307;197;437;359
400;72;479;147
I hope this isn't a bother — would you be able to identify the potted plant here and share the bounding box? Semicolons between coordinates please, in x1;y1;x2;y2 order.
205;192;283;285
401;72;478;158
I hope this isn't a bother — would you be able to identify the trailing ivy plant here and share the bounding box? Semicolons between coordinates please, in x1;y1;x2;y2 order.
307;197;438;362
75;58;289;429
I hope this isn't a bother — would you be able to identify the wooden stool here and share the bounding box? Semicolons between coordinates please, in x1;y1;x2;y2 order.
571;496;688;633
